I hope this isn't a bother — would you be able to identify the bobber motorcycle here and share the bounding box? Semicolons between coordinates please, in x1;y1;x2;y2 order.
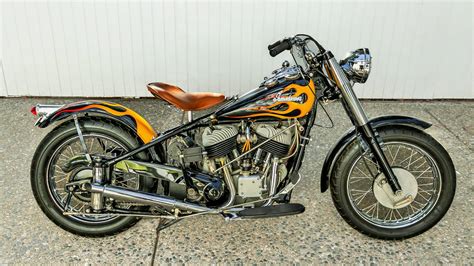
30;34;455;240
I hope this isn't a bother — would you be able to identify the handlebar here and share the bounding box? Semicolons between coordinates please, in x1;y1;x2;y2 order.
268;34;326;58
268;38;292;57
268;39;283;50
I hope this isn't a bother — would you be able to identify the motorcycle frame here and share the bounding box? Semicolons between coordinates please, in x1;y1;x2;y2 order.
102;98;317;179
97;49;403;196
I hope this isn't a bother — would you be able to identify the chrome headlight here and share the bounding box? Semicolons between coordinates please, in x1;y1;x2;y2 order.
340;48;371;83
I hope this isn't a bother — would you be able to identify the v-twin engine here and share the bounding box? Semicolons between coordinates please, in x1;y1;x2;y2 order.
197;122;294;206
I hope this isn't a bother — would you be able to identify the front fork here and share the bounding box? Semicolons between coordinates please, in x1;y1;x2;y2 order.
325;52;402;194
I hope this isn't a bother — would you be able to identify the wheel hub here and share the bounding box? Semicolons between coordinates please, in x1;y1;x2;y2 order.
67;167;93;202
373;168;418;209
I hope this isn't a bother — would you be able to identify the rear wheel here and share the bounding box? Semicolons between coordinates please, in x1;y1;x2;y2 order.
330;127;456;239
31;117;149;237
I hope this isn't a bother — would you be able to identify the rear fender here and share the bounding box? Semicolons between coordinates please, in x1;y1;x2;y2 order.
35;101;157;144
320;115;431;192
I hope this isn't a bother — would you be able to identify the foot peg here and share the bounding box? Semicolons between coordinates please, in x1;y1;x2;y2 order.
226;203;305;220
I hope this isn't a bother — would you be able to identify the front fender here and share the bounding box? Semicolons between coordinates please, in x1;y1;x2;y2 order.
36;101;157;144
320;115;431;192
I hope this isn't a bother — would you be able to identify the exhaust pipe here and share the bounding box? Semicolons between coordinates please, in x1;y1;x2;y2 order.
87;184;212;213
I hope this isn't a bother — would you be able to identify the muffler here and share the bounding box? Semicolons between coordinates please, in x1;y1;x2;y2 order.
87;184;212;213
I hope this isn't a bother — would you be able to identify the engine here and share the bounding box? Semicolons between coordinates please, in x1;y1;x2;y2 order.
199;122;293;205
164;121;296;206
255;124;292;157
202;125;239;158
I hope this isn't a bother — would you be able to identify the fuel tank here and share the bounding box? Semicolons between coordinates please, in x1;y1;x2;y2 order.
216;66;316;120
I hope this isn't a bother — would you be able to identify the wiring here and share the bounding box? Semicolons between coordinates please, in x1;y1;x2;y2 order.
313;97;335;129
280;121;301;161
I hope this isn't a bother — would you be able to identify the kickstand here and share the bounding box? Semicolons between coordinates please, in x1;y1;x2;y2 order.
150;218;181;266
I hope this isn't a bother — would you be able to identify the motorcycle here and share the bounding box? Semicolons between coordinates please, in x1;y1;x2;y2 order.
30;34;455;240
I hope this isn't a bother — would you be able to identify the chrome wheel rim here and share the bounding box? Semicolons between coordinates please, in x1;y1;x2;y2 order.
46;133;139;223
346;141;442;228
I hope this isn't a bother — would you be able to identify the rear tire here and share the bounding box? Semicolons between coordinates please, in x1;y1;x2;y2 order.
330;127;456;239
31;117;149;237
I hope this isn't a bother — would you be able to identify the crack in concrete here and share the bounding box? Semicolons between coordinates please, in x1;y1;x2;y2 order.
423;108;472;151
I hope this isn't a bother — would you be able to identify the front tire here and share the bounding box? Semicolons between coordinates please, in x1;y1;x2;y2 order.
31;117;149;237
330;127;456;239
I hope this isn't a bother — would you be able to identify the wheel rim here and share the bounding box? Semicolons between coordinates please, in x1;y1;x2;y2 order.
46;133;139;223
346;141;442;228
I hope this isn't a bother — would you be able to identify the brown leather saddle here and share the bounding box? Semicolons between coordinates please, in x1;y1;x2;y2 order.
147;82;226;111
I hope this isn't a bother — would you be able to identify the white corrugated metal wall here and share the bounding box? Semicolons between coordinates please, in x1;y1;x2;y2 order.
1;0;472;98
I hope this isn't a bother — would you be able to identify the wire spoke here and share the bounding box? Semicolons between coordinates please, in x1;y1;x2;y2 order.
348;141;442;228
398;148;415;168
414;160;428;169
47;133;132;223
362;202;379;219
407;155;424;169
363;156;379;168
349;177;371;185
415;167;432;178
395;209;403;220
386;145;395;162
391;145;401;165
354;166;371;178
351;189;372;205
384;209;394;222
418;182;434;187
67;145;76;157
89;138;95;153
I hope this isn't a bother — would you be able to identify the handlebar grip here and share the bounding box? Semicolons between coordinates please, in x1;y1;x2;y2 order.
269;39;292;57
268;40;282;50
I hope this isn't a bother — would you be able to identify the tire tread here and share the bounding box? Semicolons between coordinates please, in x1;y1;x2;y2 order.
31;116;147;237
330;126;455;240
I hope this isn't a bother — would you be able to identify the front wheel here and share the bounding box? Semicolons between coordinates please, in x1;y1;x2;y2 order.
330;127;456;239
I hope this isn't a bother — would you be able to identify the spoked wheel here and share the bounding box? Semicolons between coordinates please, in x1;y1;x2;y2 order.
47;133;138;223
31;118;150;237
330;127;455;239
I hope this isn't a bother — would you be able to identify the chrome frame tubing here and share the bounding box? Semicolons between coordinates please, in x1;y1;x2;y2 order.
325;51;402;193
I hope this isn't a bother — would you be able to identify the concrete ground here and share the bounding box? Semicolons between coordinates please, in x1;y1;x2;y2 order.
0;98;472;264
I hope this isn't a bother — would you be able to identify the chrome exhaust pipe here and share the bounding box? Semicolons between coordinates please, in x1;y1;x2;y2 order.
87;184;212;213
218;157;236;209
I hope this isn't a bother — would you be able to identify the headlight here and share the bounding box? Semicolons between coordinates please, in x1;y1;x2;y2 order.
340;48;371;83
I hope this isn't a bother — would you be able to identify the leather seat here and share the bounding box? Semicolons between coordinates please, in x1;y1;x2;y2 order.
147;82;226;111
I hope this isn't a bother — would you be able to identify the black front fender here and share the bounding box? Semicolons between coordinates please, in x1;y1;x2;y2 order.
320;115;431;192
